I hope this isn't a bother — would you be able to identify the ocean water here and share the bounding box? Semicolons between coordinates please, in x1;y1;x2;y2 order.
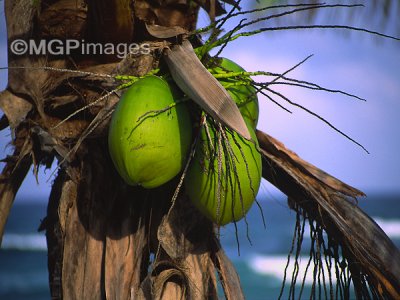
1;194;399;300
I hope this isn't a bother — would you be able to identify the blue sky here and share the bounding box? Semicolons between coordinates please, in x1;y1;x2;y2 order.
0;2;399;202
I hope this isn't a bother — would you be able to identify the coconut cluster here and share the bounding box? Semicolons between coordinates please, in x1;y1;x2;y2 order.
108;58;261;225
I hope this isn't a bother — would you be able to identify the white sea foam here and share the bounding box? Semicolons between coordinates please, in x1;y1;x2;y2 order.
249;255;313;285
248;219;400;286
248;254;345;286
373;217;400;239
1;233;47;251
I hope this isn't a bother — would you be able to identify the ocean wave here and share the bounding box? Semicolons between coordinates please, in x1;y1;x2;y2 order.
373;217;400;239
248;255;338;286
249;216;400;286
1;233;47;251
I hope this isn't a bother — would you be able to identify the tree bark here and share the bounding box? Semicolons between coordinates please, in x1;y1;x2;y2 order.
1;1;245;299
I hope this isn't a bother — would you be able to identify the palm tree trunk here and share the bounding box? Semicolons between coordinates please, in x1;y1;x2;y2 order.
1;0;244;299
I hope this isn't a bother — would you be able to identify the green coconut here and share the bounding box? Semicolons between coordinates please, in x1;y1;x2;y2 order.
185;120;262;225
215;57;259;129
108;75;192;188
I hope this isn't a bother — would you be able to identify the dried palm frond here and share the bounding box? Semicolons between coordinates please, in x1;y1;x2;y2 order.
257;130;400;299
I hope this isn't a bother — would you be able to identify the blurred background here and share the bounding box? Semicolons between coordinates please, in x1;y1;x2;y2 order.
1;1;399;299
